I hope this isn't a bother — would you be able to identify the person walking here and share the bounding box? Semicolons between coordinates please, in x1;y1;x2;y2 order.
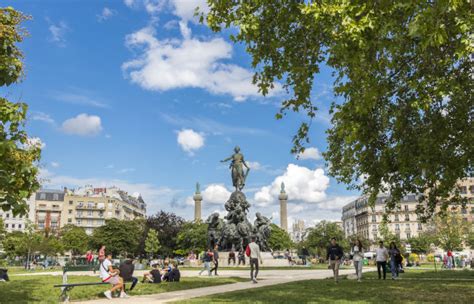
376;241;389;280
326;238;344;283
351;239;364;282
247;236;263;283
210;245;220;276
388;242;401;280
198;249;212;276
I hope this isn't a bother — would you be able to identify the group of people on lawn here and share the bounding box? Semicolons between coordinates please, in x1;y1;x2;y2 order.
97;245;181;300
327;238;403;283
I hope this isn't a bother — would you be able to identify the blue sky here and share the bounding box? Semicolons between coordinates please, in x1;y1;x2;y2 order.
3;0;359;226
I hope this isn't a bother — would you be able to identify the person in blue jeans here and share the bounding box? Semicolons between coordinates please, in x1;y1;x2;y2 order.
388;242;400;280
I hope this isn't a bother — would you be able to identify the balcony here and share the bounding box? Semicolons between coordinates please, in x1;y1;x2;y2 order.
75;214;105;219
76;205;105;210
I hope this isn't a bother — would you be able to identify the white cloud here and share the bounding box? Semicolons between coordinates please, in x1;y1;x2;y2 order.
50;162;60;168
298;147;322;160
52;90;108;108
254;164;330;206
124;0;137;7
117;168;136;174
247;161;262;170
122;24;278;101
61;114;103;136
26;137;46;149
201;184;231;205
176;129;204;154
31;112;56;125
105;164;115;169
48;20;69;47
97;7;117;22
171;0;208;22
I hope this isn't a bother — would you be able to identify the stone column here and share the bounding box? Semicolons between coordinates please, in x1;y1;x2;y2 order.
279;182;288;231
193;182;202;222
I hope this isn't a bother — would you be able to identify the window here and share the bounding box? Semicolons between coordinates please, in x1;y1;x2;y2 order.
460;186;467;194
53;193;59;200
394;214;399;222
40;193;46;200
470;185;474;194
6;213;9;218
68;209;73;214
12;224;15;229
395;224;400;230
18;224;22;229
405;223;410;230
77;211;83;217
406;232;411;239
69;201;73;205
372;215;376;222
77;219;82;225
5;223;8;228
405;214;410;221
404;205;409;211
68;218;72;223
418;223;422;230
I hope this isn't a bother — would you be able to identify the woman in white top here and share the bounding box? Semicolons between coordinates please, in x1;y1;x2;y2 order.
351;239;364;282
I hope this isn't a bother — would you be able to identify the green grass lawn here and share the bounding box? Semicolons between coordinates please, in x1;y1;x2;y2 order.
0;274;246;304
178;269;474;304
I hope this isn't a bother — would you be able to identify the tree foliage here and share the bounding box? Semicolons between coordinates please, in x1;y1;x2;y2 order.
61;225;89;257
432;213;469;251
144;228;161;258
268;223;293;251
407;232;438;254
90;219;144;257
0;7;41;216
204;1;473;219
175;221;208;256
146;211;185;256
303;221;347;257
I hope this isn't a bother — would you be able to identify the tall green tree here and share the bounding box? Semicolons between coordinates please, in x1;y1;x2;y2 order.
146;211;184;256
467;230;474;250
144;228;161;259
433;213;469;251
175;221;208;256
90;219;144;257
304;221;347;257
268;224;293;251
61;225;89;258
1;7;41;216
407;232;438;254
204;1;473;220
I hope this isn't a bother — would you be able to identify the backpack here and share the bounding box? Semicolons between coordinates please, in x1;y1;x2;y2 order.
245;244;251;257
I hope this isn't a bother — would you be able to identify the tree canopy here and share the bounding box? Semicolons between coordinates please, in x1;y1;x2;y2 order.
204;0;473;219
0;7;41;216
144;228;161;258
146;211;185;256
303;221;347;257
60;225;90;257
175;221;208;256
267;223;293;251
90;219;144;257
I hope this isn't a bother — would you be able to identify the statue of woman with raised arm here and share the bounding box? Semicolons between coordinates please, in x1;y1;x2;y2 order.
221;146;250;191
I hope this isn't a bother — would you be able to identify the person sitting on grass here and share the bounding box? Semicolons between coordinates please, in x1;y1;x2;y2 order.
100;253;128;299
142;263;162;283
163;262;181;282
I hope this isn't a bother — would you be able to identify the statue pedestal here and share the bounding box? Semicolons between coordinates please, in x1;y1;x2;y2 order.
216;251;292;267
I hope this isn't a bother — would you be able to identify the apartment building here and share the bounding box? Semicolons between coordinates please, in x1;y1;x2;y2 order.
35;189;66;230
63;185;146;235
290;219;306;242
342;178;474;242
0;195;36;232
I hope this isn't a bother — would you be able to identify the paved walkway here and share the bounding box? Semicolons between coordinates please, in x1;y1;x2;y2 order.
72;268;371;304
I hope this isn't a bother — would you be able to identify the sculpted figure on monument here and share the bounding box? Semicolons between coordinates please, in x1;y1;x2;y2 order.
254;212;272;251
221;146;250;191
206;212;223;248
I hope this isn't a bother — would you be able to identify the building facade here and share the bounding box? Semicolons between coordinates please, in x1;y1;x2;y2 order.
342;178;474;243
32;185;147;235
0;195;36;232
290;219;306;242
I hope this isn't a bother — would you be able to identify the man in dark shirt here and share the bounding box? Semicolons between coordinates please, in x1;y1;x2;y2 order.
301;246;310;265
210;245;220;276
119;256;138;291
326;238;343;283
143;264;162;283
